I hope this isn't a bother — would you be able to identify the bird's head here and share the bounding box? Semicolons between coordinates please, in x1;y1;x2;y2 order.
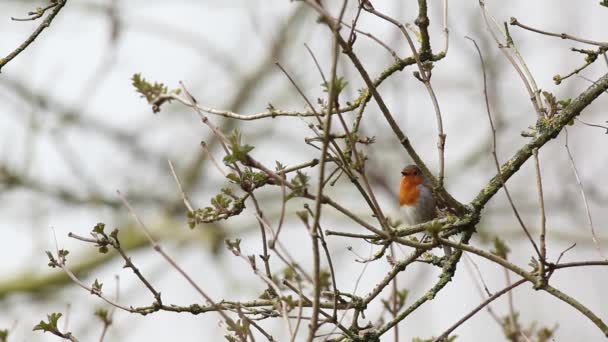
399;164;424;206
401;164;424;186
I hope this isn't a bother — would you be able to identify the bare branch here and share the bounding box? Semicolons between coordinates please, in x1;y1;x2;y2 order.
510;17;608;47
1;0;68;72
434;278;527;342
466;36;542;258
564;129;607;261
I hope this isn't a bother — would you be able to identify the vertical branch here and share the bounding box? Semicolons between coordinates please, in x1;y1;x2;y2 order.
466;36;542;259
415;0;432;55
441;0;449;55
503;268;521;336
334;101;389;229
248;193;274;280
306;2;348;340
98;275;120;342
328;22;465;212
389;245;399;342
533;148;547;285
367;4;447;187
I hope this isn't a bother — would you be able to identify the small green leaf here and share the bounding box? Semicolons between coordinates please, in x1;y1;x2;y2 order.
288;171;310;199
131;73;177;113
259;287;277;300
225;239;242;253
321;76;348;96
92;222;106;234
552;74;562;85
33;313;63;333
45;251;58;268
58;249;69;259
319;269;331;291
94;308;109;322
226;173;240;183
110;229;119;240
132;73;168;103
92;279;103;294
491;237;510;259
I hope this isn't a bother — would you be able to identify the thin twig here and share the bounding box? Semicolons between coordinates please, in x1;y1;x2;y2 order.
50;231;134;313
509;17;608;47
227;241;293;339
115;190;244;339
306;1;348;339
390;246;399;342
463;253;493;297
504;268;521;336
272;168;288;244
533;148;547;285
564;129;607;261
440;237;608;336
552;260;608;270
11;2;59;21
1;0;68;72
576;75;608;95
462;255;502;326
478;1;544;118
441;0;449;55
248;191;274;281
283;281;356;339
168;160;195;212
308;211;343;322
98;275;119;342
200;141;228;177
303;43;327;85
275;62;321;118
340;21;400;60
466;36;542;259
434;278;527;342
67;231;162;304
366;4;447;186
470;72;608;211
574;117;608;133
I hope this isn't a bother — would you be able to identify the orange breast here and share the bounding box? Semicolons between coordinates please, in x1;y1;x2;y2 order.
399;176;422;206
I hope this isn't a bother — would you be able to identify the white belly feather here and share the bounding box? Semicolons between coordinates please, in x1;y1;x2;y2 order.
400;185;435;225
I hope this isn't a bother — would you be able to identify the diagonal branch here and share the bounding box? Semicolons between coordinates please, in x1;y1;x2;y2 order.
0;0;68;72
470;72;608;211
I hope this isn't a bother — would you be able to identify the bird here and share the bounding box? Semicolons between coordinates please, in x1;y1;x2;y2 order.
398;164;452;256
399;164;436;226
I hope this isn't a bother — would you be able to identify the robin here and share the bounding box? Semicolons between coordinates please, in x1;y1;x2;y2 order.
399;164;435;225
399;164;451;256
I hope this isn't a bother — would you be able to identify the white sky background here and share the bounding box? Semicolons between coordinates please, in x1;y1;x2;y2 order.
0;0;607;341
